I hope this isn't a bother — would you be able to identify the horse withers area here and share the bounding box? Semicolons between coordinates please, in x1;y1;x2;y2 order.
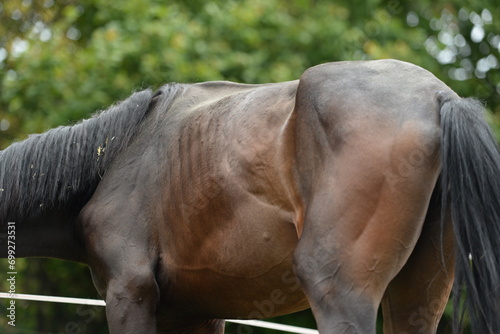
1;60;499;333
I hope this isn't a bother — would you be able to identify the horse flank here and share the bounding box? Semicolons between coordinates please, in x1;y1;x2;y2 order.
0;84;182;223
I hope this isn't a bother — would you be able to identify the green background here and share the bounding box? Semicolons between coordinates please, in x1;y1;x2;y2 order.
1;0;499;332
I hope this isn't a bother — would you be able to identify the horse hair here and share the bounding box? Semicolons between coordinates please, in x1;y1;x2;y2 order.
440;96;500;333
0;83;183;223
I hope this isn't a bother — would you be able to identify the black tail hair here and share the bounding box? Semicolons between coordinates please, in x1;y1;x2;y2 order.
439;95;500;333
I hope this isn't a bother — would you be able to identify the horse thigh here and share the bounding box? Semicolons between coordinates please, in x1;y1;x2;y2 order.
382;189;455;334
293;135;440;333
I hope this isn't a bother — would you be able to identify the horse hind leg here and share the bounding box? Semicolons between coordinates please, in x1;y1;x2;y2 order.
381;187;455;334
293;126;441;333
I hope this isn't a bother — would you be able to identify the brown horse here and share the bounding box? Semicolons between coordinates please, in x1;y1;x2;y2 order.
1;60;499;333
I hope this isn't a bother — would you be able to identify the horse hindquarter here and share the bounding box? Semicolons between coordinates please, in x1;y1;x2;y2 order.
291;61;448;333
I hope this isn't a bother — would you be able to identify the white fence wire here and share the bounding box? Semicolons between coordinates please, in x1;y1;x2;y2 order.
0;292;318;334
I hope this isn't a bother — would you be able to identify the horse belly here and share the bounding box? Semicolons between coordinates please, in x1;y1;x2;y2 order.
156;80;308;319
162;260;308;320
156;215;309;319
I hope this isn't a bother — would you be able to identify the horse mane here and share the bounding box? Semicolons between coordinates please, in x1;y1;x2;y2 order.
0;83;183;222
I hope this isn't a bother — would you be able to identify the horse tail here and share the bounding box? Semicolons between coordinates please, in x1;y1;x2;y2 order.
439;94;500;333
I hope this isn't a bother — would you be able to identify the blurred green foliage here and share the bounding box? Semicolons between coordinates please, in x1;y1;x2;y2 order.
1;0;498;332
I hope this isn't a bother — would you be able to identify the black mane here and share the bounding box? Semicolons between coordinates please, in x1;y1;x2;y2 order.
0;84;182;223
